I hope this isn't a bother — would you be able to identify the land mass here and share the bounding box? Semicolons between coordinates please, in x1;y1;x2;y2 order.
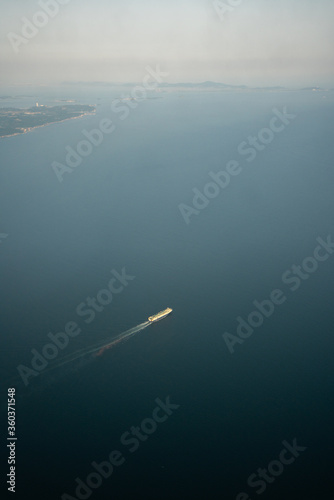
62;80;331;92
0;104;95;138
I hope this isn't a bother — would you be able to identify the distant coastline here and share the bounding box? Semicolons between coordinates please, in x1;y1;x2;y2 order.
61;80;333;92
0;104;96;139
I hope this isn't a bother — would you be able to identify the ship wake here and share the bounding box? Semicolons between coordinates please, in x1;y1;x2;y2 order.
5;321;152;403
45;321;151;370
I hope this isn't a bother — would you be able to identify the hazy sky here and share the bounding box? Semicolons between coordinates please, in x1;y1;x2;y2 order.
1;0;333;87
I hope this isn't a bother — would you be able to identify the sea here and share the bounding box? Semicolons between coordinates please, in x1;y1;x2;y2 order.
0;85;333;500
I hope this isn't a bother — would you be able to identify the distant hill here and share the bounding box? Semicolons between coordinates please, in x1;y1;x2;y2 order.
159;81;248;89
62;80;247;88
61;81;331;92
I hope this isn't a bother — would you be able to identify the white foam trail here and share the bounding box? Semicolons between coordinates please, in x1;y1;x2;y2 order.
43;321;151;371
2;321;152;403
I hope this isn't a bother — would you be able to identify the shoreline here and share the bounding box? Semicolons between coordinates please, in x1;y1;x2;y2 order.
0;110;96;139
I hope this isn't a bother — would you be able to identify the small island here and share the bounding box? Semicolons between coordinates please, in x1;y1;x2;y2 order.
0;103;95;138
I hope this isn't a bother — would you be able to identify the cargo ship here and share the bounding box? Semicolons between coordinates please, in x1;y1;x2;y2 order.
148;307;173;323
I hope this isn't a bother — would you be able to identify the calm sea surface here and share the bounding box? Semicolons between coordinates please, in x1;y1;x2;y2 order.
1;87;333;499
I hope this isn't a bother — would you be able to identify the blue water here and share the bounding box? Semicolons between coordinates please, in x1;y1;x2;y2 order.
1;87;333;499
